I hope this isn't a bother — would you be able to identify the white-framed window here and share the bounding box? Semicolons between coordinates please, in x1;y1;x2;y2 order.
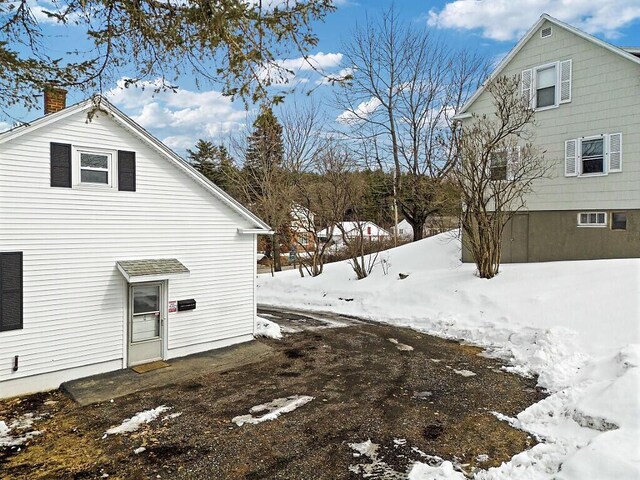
489;147;520;181
577;212;607;227
522;59;571;110
580;136;605;175
565;133;622;177
490;151;508;181
74;146;115;187
535;63;557;109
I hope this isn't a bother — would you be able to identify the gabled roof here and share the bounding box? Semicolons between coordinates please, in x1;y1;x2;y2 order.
456;13;640;118
0;97;271;232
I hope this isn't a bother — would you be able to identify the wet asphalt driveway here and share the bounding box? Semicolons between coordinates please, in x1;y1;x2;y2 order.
0;307;544;479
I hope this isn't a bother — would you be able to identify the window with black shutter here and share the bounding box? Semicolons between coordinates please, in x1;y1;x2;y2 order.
0;252;23;332
118;151;136;192
50;143;72;187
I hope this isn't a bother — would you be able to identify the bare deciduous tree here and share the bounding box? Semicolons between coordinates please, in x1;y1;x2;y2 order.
337;6;486;241
453;75;551;279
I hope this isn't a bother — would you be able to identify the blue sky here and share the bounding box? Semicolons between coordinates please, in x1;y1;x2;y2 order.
3;0;640;154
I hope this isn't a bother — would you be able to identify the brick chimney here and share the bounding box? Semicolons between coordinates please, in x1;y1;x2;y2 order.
44;86;68;115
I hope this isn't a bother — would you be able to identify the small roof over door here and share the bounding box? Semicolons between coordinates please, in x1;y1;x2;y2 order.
116;258;190;283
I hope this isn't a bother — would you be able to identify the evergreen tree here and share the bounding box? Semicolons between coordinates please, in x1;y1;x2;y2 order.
244;106;284;201
242;105;290;272
187;140;236;193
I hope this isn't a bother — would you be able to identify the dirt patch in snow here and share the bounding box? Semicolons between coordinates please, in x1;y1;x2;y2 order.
0;313;544;479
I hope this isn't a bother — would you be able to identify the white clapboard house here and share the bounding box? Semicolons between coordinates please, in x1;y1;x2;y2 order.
0;90;270;399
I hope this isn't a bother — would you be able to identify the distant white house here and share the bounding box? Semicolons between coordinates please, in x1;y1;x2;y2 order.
317;221;391;249
390;219;413;239
391;217;459;240
0;91;271;399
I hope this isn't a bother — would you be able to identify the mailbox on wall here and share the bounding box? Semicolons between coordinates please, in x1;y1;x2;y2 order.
177;299;196;311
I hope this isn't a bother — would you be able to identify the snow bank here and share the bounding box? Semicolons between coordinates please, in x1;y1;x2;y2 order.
257;232;640;479
255;316;283;339
105;405;171;435
232;395;314;426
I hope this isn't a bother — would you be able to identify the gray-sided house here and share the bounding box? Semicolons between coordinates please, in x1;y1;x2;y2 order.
0;91;271;399
457;14;640;262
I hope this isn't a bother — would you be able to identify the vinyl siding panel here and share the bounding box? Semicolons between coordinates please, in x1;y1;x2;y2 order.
463;20;640;211
0;110;257;385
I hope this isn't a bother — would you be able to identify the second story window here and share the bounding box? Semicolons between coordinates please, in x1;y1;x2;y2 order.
580;137;604;174
535;65;556;108
79;151;111;185
522;59;572;110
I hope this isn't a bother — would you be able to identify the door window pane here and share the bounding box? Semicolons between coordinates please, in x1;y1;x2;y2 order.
131;313;160;342
133;285;160;314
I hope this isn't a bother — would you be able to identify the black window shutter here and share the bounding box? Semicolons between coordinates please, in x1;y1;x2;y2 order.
0;252;23;332
118;151;136;192
50;143;72;188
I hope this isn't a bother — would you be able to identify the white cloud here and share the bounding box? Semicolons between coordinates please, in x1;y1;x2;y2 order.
0;121;11;133
259;52;344;85
427;1;640;41
106;79;248;153
27;0;80;24
316;67;354;86
336;97;382;125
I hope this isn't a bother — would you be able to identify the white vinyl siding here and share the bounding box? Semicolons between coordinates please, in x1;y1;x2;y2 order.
0;110;256;384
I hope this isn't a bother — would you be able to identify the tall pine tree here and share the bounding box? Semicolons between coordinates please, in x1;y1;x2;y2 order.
243;106;290;272
187;140;236;194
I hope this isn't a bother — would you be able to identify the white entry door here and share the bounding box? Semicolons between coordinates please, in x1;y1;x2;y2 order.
128;282;164;366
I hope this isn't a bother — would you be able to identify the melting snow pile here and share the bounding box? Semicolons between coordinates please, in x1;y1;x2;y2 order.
349;439;466;479
232;395;314;426
255;316;283;339
0;413;43;447
258;232;640;479
105;405;171;435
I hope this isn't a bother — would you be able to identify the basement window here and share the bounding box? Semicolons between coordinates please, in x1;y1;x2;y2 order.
611;212;627;230
578;212;607;227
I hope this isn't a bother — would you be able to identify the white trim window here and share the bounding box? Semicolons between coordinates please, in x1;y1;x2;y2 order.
522;59;571;109
490;148;520;181
73;146;115;187
578;212;607;227
565;133;622;177
79;151;111;185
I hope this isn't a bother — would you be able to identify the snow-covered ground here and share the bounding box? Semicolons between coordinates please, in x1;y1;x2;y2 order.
257;232;640;479
255;315;283;339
